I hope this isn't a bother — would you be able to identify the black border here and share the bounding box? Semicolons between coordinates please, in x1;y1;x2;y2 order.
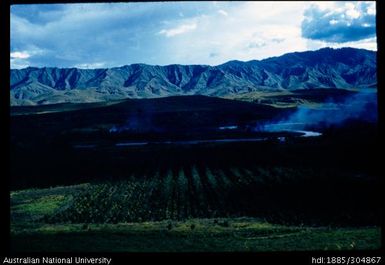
1;0;11;256
2;0;384;263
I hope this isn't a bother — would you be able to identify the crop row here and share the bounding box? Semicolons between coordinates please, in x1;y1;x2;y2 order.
48;163;380;226
49;164;305;223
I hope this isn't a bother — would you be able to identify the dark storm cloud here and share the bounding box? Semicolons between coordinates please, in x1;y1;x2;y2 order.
301;2;376;43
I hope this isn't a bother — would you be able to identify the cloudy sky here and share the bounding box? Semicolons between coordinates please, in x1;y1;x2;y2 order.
10;1;377;69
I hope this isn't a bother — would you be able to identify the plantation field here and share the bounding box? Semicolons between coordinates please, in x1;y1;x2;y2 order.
11;182;381;252
11;161;380;226
11;131;381;252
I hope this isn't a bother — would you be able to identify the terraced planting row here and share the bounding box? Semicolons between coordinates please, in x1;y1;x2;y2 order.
44;163;379;225
47;164;275;223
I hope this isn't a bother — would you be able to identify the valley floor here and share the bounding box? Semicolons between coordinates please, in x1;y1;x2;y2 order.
9;93;381;252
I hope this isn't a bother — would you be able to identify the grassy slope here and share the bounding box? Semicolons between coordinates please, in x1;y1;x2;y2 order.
10;99;126;116
11;184;381;252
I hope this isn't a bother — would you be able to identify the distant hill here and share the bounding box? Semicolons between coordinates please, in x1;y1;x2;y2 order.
10;47;377;105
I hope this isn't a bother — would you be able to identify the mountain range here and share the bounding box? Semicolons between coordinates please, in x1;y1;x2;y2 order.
10;47;377;106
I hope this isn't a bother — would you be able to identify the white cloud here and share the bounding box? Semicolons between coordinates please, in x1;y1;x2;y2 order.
305;36;377;52
74;62;106;69
161;1;311;65
158;22;197;37
367;5;376;15
345;7;361;19
217;9;228;16
10;51;30;59
345;3;356;10
339;37;377;50
10;47;46;68
312;1;335;11
10;58;30;69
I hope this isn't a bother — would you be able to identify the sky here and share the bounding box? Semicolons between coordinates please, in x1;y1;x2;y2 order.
10;1;377;69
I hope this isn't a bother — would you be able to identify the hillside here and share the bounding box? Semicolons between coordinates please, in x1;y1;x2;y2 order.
10;47;376;105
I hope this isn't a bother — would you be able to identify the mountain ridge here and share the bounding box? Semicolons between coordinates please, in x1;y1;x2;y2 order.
11;47;377;106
